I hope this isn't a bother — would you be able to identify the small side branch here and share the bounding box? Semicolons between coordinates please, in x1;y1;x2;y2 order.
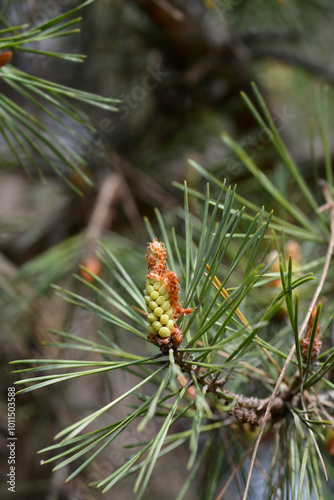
242;182;334;500
85;172;124;248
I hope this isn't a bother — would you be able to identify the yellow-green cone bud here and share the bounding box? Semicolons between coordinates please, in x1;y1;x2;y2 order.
150;291;159;300
159;327;170;338
144;278;174;339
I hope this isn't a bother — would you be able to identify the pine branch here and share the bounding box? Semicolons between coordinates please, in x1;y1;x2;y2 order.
0;0;119;190
243;180;334;500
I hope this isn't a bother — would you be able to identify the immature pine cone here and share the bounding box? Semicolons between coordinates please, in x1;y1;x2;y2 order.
144;239;193;347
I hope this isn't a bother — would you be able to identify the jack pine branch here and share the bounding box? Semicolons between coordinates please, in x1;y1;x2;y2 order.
243;182;334;500
141;238;319;427
11;178;334;498
0;0;119;190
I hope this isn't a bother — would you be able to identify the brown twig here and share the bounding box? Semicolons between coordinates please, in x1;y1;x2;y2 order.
108;149;178;208
85;172;124;249
151;0;185;21
216;444;255;500
119;175;144;232
220;428;244;499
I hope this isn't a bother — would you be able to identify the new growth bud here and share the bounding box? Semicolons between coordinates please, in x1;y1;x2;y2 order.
144;239;193;348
